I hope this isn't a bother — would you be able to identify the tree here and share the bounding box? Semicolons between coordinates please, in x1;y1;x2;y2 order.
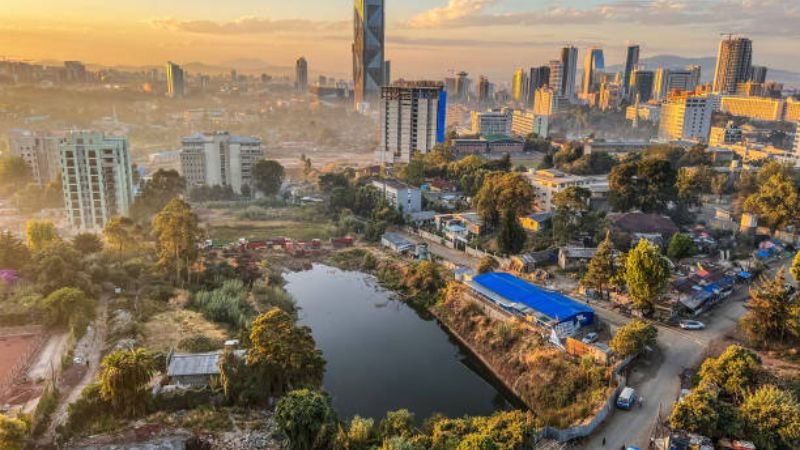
624;240;671;312
608;161;639;212
457;434;498;450
473;172;534;228
379;409;415;440
698;345;763;402
669;383;726;438
275;389;336;450
610;320;657;357
402;158;426;186
152;199;203;286
609;159;677;213
99;348;157;418
252;160;286;197
41;287;95;331
740;269;800;348
676;166;713;208
25;220;60;252
667;234;697;260
792;251;800;282
247;308;325;398
347;416;376;450
72;233;103;255
406;261;447;305
582;232;617;298
477;256;499;274
0;156;32;195
496;209;526;256
0;414;29;450
739;385;800;450
129;169;186;222
103;216;144;256
24;242;91;295
744;172;800;231
0;231;29;270
710;173;729;201
552;186;591;245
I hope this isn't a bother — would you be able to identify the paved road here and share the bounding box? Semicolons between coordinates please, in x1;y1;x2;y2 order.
397;231;482;269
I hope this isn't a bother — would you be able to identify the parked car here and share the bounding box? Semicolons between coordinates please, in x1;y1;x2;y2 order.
616;387;637;410
680;320;706;330
582;332;599;344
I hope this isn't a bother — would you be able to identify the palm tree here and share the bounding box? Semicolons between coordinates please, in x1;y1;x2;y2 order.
100;348;157;418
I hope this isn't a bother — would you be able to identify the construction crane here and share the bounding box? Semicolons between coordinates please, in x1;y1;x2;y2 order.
720;32;737;40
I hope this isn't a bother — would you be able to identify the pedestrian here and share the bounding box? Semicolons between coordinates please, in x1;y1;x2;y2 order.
602;437;606;446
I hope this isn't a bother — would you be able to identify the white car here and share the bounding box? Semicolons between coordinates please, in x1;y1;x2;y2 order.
680;320;706;330
582;332;599;344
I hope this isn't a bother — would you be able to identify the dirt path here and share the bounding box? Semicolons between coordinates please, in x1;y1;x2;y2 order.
27;332;70;382
41;294;109;443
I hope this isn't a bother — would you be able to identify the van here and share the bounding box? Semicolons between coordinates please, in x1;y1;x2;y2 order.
616;387;637;410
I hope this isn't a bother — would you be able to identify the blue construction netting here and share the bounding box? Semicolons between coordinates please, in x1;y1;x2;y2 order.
471;272;594;325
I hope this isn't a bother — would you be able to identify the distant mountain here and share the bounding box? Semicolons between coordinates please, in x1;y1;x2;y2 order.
607;54;800;88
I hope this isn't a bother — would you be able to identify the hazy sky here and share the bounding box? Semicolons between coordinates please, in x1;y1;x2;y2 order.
2;0;798;81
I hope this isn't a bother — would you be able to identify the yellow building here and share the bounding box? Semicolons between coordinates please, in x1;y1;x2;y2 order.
720;96;785;121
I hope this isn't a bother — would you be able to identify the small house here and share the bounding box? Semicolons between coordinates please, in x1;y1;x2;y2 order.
166;350;245;387
558;247;597;270
381;232;415;254
519;212;553;233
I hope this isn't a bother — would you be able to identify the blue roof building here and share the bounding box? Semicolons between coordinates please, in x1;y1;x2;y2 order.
467;272;594;337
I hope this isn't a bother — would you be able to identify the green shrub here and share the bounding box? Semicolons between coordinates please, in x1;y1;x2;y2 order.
31;382;59;436
190;280;256;331
178;335;223;353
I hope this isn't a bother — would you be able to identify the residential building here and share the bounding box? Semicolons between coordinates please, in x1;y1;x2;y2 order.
471;110;512;136
625;104;661;123
353;0;385;107
527;169;610;212
452;136;524;155
512;110;549;138
434;212;484;240
719;96;785;122
658;93;714;143
60;131;134;231
533;87;562;117
371;180;422;213
167;350;245;387
8;129;62;185
560;46;579;98
63;61;87;83
582;47;605;95
558;247;598;270
377;81;446;164
180;132;263;195
520;212;553;233
527;66;551;108
295;57;308;92
622;45;640;96
709;122;743;147
712;36;753;95
784;98;800;122
629;70;655;103
548;60;563;96
166;61;185;98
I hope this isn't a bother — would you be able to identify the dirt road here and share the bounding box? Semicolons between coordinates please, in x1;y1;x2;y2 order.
27;332;70;382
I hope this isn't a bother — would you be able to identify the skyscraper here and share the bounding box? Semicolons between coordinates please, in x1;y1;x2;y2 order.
166;61;185;98
512;68;528;103
456;71;470;101
582;47;605;95
629;70;655;103
654;69;697;101
749;65;768;84
60;131;134;231
560;46;578;98
180;132;263;195
383;60;392;85
295;57;308;92
477;76;491;104
353;0;385;107
528;66;551;109
712;36;753;95
623;45;640;96
377;81;446;164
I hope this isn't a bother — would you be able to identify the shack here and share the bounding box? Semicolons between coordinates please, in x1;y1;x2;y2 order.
166;350;245;387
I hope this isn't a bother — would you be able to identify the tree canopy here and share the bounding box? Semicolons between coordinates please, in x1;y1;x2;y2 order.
610;320;657;357
99;348;158;418
275;389;336;450
609;159;677;213
72;233;104;256
0;231;29;270
474;172;534;228
582;232;617;297
667;233;697;260
740;268;800;348
129;169;186;222
152;198;203;285
623;240;671;312
252;160;286;197
25;220;60;253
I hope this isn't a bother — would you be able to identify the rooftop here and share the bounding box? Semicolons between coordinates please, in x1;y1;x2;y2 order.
609;213;679;235
167;350;245;377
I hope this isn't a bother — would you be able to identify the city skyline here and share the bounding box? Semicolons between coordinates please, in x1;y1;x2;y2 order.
2;0;799;81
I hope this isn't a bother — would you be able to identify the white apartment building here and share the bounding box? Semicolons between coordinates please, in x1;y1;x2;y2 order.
527;169;610;213
377;82;445;164
60;131;134;231
658;94;714;143
370;180;422;213
511;110;549;138
471;110;512;136
8;129;63;185
180;132;263;195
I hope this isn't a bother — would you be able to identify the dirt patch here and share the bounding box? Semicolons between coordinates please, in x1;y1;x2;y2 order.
142;309;230;353
0;327;47;402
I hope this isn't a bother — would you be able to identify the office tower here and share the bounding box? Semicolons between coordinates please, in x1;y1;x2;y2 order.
749;65;767;84
478;76;490;104
353;0;385;107
548;60;563;93
658;94;713;142
471;110;512;136
456;71;470;101
713;36;753;95
623;45;640;96
180;132;262;195
582;47;605;95
60;131;134;231
654;69;696;100
444;78;457;95
383;60;391;86
560;46;578;97
64;61;87;83
687;65;702;89
166;61;185;98
512;68;528;103
377;81;446;164
9;129;62;186
528;66;551;109
534;87;561;116
599;82;622;111
295;57;308;92
629;70;655;103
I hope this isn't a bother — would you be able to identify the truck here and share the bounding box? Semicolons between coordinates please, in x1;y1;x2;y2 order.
616;387;637;410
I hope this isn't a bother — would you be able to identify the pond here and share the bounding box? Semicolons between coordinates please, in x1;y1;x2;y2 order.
284;264;518;422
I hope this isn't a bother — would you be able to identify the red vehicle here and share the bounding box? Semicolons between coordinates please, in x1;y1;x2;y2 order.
331;236;354;248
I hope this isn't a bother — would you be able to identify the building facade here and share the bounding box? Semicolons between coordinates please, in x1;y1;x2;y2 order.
713;36;753;95
370;180;422;213
629;70;655;103
720;96;786;122
166;61;185;98
533;87;562;117
511;110;549;138
180;132;263;195
623;45;640;96
582;47;605;95
527;66;550;109
353;0;385;108
60;131;134;231
9;129;62;185
527;169;609;212
653;69;697;101
377;82;446;164
295;57;308;92
658;94;714;143
560;46;578;98
471;110;512;136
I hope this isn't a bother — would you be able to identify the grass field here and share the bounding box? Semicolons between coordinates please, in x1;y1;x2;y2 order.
142;309;230;353
206;221;337;241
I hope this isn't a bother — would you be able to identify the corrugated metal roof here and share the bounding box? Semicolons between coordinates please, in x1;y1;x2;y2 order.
167;350;245;377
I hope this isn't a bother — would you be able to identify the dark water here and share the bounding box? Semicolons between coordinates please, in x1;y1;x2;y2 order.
284;264;517;422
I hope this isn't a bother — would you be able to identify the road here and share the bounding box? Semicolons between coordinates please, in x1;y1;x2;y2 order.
580;256;793;450
397;231;482;269
28;332;70;382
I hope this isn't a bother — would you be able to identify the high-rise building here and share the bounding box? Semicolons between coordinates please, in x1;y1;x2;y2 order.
687;65;702;89
548;60;563;94
353;0;385;107
180;132;263;195
794;122;800;164
295;57;308;92
623;45;640;96
749;65;768;84
512;68;528;103
629;70;655;103
654;69;697;100
9;129;63;186
658;94;714;143
471;110;512;136
599;82;622;111
456;71;470;101
582;47;605;95
712;36;753;95
477;76;491;104
60;131;134;231
512;110;549;139
166;61;185;98
383;60;391;86
377;81;446;164
533;87;562;117
560;46;578;98
528;66;551;109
